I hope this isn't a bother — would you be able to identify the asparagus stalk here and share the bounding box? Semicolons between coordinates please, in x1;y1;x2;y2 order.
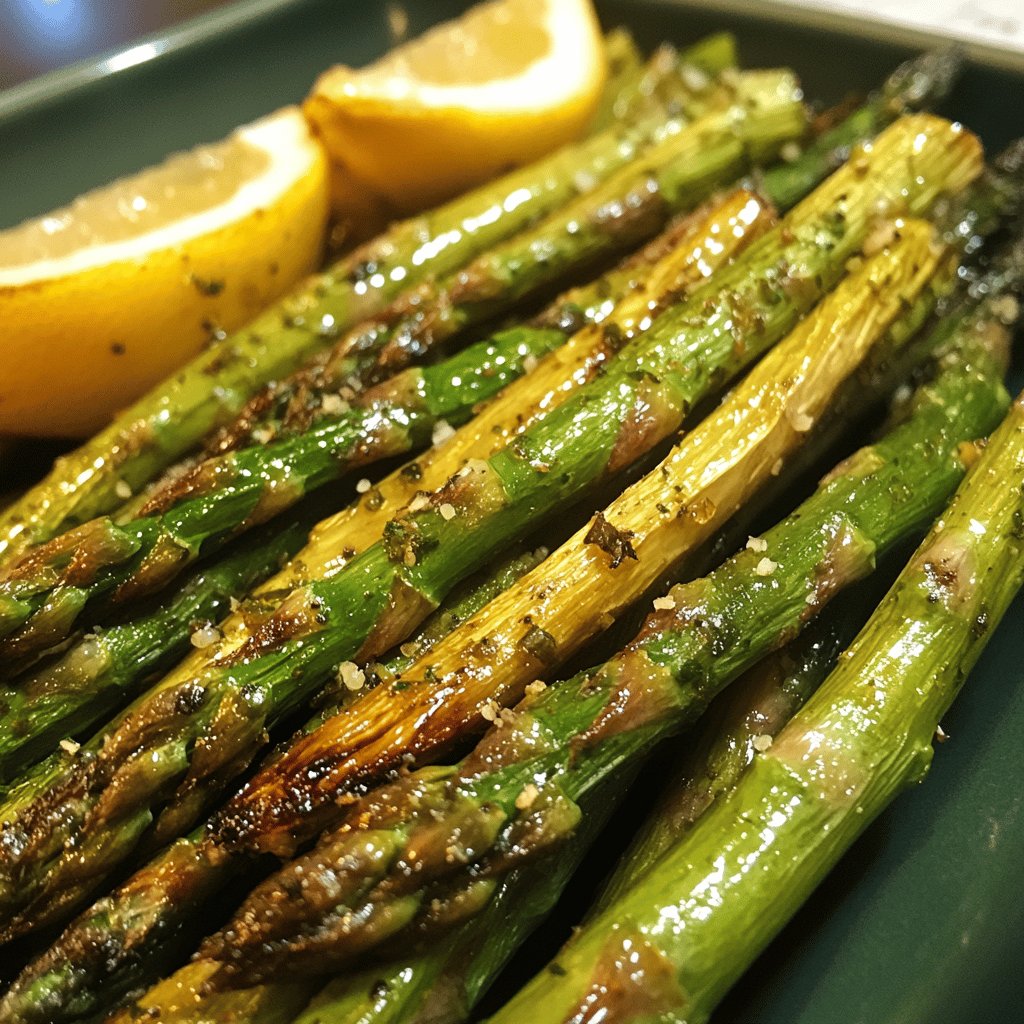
0;93;693;569
758;47;962;210
293;545;550;737
491;397;1024;1024
194;306;1009;986
278;48;966;581
0;178;782;937
0;518;310;783
589;34;739;134
209;116;979;858
596;601;864;910
587;30;647;134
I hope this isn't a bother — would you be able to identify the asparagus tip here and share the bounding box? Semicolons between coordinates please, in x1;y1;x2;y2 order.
993;136;1024;179
883;46;965;111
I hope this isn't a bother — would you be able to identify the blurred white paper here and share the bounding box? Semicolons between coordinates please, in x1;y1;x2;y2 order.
768;0;1024;52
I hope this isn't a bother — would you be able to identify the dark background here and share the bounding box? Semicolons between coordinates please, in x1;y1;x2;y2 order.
0;0;233;90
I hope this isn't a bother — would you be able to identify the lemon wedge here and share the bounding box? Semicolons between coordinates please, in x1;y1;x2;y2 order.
0;106;329;438
305;0;606;219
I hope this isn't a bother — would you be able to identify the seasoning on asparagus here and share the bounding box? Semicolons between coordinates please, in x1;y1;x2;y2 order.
490;391;1024;1024
193;298;1009;985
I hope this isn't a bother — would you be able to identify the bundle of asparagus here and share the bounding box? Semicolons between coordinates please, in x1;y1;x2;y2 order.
0;24;1021;1024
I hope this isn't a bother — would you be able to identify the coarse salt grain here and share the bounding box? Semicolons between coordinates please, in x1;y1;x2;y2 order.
752;734;773;752
190;624;221;649
990;294;1020;325
653;595;676;611
409;493;430;512
432;419;456;446
338;662;365;691
515;783;540;810
788;408;813;433
321;393;349;416
356;478;372;494
755;557;778;576
862;219;897;257
681;63;710;91
480;699;499;722
114;479;132;500
573;168;597;193
522;354;538;374
439;502;457;521
525;680;547;696
59;738;81;755
780;141;801;163
746;536;768;553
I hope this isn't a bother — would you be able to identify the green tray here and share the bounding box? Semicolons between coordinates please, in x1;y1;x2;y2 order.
0;2;1021;1021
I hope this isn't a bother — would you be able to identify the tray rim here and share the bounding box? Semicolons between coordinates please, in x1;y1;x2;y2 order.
1;0;1022;128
